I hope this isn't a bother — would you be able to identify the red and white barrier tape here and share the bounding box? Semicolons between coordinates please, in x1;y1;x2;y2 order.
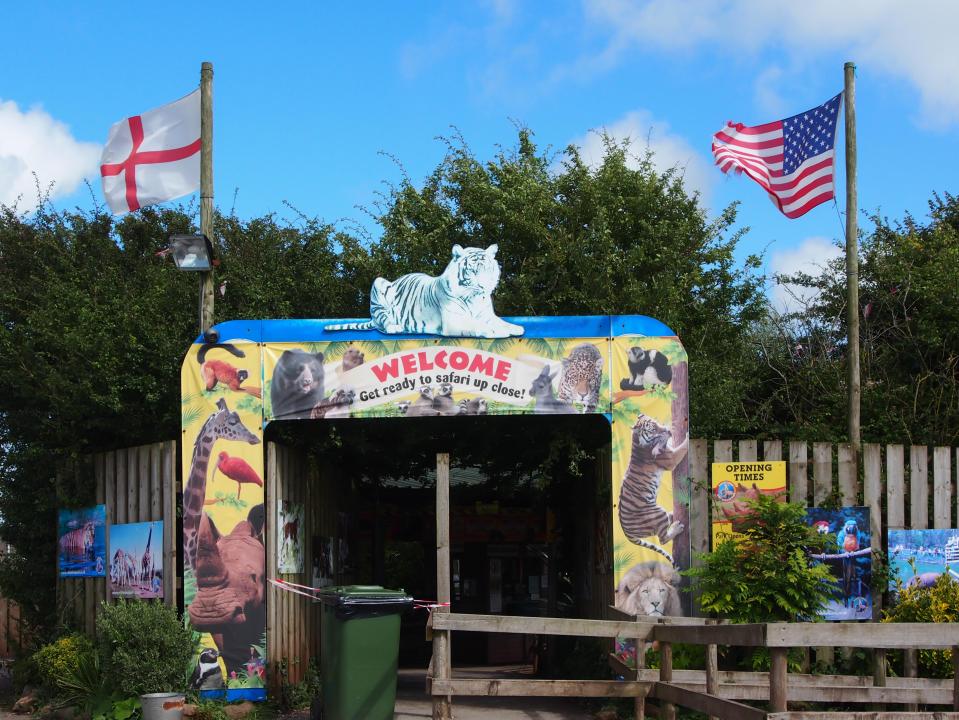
268;578;451;611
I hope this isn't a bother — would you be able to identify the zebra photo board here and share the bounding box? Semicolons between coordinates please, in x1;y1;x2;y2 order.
58;505;106;578
110;521;164;599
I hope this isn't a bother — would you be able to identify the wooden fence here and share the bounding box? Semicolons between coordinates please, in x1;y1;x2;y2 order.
686;441;958;605
429;611;959;719
0;541;25;657
56;441;177;635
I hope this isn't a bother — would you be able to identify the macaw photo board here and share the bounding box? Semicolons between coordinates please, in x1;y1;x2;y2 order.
805;507;872;620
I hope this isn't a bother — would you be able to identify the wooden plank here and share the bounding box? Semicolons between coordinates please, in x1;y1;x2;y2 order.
138;445;149;522
789;441;808;505
934;447;952;529
768;622;959;648
689;439;709;590
651;683;766;720
150;443;162;521
127;447;137;523
706;620;719;720
433;612;656;639
653;624;767;647
910;445;928;530
764;440;783;462
161;441;175;606
115;448;127;524
813;443;833;505
431;679;649;697
94;453;107;619
838;443;857;504
863;444;882;558
713;440;733;463
886;445;905;529
738;440;758;462
105;450;116;603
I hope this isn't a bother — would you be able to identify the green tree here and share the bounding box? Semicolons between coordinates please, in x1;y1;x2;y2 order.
757;192;959;444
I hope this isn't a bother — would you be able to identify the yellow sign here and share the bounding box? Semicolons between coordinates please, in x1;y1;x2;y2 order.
711;461;787;548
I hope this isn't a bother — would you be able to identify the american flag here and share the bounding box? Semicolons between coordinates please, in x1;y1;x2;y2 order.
712;93;842;219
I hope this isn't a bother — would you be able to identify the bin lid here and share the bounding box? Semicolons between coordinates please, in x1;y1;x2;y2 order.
316;585;413;606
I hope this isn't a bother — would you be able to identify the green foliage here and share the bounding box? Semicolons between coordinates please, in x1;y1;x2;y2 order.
191;699;229;720
32;633;96;690
686;495;834;622
759;192;959;445
883;573;959;678
96;601;196;696
274;658;320;712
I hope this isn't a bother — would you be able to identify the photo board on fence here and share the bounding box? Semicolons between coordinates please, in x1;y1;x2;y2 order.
58;505;106;578
277;501;304;574
110;521;164;599
806;507;872;620
888;528;959;593
711;461;786;547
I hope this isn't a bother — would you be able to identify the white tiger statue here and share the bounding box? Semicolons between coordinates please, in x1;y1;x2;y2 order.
614;561;683;617
325;244;524;338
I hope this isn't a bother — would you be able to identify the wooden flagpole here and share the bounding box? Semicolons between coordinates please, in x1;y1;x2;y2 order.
844;61;860;473
199;61;216;340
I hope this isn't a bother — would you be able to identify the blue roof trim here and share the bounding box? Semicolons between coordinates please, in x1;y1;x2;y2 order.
194;315;677;344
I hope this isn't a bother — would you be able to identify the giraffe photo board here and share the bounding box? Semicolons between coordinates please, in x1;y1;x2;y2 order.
110;521;164;599
180;315;689;700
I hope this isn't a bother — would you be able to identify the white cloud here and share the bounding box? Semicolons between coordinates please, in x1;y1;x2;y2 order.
569;110;715;204
0;100;101;211
583;0;959;127
768;236;843;314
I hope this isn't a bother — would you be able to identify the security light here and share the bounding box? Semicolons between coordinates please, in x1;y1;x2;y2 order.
169;234;214;271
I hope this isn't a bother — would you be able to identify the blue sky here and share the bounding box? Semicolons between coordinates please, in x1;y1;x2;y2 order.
2;2;957;310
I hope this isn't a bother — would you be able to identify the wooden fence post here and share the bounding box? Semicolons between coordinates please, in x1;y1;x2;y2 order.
769;646;788;712
660;641;675;720
705;619;719;720
432;453;453;720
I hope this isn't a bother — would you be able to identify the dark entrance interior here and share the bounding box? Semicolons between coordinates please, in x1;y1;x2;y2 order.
266;413;613;671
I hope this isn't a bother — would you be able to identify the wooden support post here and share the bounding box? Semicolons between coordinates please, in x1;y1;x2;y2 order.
635;618;646;720
432;453;452;720
872;647;886;712
199;61;215;338
660;641;675;720
769;646;788;713
706;621;719;720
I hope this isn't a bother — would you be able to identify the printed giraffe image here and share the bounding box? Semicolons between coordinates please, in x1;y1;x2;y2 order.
183;398;260;571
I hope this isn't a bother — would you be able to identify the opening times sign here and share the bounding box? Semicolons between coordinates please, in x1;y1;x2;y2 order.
711;460;787;547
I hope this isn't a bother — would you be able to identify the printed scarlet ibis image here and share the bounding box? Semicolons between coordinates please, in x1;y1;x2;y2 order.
212;451;263;498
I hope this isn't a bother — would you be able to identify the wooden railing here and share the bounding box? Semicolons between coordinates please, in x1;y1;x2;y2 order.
427;611;959;719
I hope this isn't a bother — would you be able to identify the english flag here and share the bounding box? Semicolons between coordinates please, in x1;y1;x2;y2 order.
712;92;842;219
100;90;201;215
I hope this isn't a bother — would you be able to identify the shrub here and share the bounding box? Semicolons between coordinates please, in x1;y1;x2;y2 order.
32;633;96;690
97;601;196;696
685;494;835;623
883;573;959;678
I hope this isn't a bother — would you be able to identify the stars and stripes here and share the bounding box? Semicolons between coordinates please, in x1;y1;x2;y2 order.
712;92;842;219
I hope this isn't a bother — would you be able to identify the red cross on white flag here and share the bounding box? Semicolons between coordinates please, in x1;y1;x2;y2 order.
100;90;201;215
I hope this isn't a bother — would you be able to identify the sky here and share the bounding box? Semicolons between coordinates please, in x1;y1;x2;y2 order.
2;1;958;312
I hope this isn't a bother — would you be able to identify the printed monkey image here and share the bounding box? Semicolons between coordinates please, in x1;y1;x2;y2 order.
620;347;672;391
197;343;262;397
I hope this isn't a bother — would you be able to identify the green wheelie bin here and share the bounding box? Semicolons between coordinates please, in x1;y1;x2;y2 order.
313;585;414;720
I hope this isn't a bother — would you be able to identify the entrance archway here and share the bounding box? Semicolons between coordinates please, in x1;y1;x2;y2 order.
179;315;687;700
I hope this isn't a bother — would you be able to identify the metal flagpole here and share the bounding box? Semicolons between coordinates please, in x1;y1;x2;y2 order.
199;61;216;341
844;61;860;473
